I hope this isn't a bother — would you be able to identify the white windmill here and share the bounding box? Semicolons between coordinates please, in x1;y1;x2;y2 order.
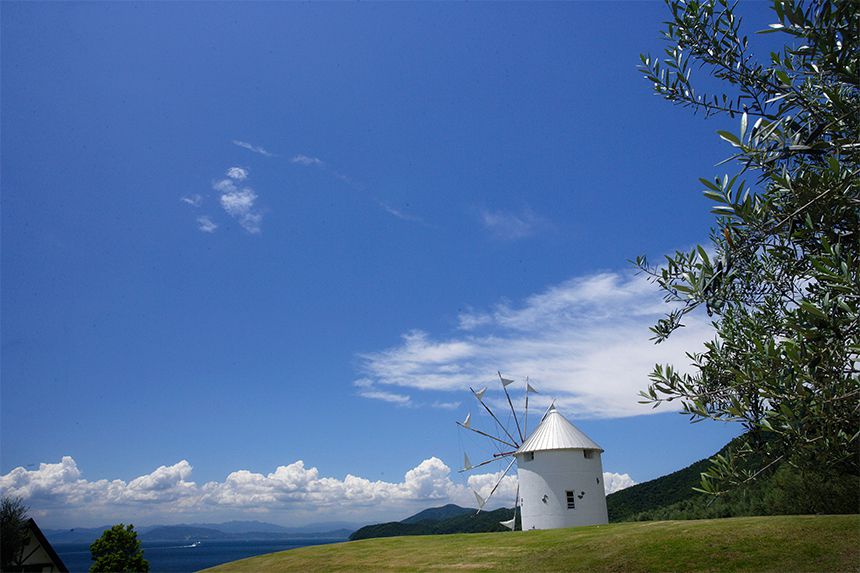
458;373;608;530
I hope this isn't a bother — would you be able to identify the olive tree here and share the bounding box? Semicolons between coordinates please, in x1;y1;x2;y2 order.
90;524;149;573
635;0;858;495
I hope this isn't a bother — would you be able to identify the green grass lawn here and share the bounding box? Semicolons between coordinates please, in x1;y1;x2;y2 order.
201;514;859;573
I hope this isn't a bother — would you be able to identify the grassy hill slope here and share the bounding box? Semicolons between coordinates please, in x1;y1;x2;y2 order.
203;514;859;573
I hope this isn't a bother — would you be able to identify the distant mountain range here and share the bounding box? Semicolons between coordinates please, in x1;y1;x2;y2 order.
139;525;354;542
184;519;361;535
44;520;361;545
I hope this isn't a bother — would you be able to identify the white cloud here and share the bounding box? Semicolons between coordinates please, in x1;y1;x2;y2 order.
220;188;257;216
0;457;199;513
456;308;493;331
602;471;636;494
466;468;519;502
196;216;218;233
213;170;264;234
480;208;546;240
0;456;520;527
226;167;248;181
232;140;274;157
1;456;635;528
181;194;203;207
125;461;197;502
291;154;325;167
213;178;237;193
356;271;713;419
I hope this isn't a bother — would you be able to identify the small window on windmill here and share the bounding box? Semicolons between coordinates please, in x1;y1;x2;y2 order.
583;450;594;459
523;452;534;462
566;490;576;509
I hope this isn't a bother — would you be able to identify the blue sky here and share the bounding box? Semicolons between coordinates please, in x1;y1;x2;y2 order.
2;2;775;528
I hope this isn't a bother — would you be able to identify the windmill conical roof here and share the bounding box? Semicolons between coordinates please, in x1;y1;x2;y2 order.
516;404;603;454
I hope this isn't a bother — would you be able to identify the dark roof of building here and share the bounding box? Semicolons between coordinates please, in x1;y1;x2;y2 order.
26;518;70;573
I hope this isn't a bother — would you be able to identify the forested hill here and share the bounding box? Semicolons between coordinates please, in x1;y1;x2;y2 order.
606;447;719;522
608;434;858;521
349;507;517;540
400;504;475;524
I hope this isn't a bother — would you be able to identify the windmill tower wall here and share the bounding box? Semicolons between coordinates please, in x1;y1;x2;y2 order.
513;405;608;530
515;449;608;529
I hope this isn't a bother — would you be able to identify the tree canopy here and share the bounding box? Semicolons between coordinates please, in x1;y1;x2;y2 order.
0;496;30;570
89;523;150;573
636;0;858;495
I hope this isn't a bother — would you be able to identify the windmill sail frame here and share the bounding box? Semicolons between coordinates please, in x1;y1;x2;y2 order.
458;374;540;530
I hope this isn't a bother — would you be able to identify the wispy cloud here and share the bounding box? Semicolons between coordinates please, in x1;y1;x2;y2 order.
353;378;413;406
291;154;325;167
333;172;354;184
232;140;274;157
289;154;428;224
430;401;461;410
356;270;713;419
354;379;460;410
358;389;413;405
378;202;427;224
480;208;546;240
213;166;264;234
181;194;203;207
181;194;218;234
2;456;634;528
196;216;218;233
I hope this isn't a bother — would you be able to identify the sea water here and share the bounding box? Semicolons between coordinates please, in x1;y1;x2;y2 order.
55;538;344;572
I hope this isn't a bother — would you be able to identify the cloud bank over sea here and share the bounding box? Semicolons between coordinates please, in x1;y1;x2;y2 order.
1;456;634;528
